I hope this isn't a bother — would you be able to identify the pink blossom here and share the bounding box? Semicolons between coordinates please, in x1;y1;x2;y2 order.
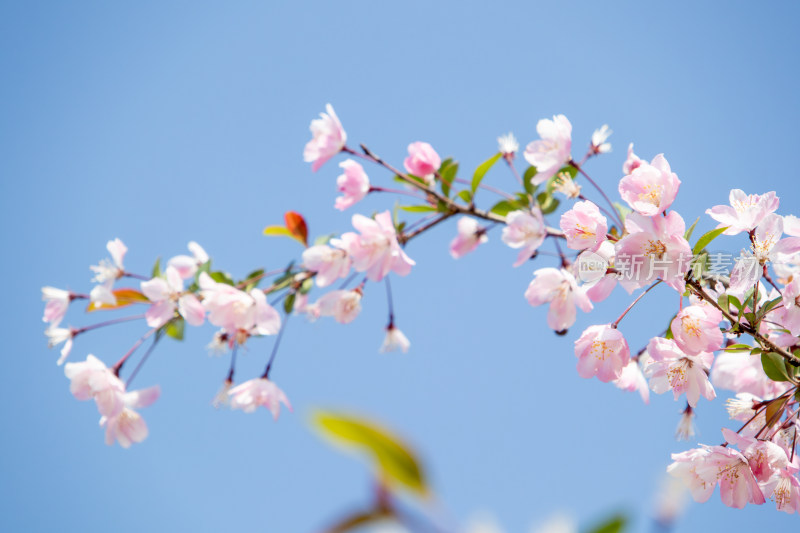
380;325;410;353
167;241;209;280
779;276;800;335
45;327;74;365
696;445;766;508
525;268;592;332
199;272;281;337
89;238;128;307
141;266;205;328
670;304;724;355
763;463;800;514
614;211;692;291
579;241;621;302
450;217;488;259
783;214;800;237
403;142;441;185
721;429;789;484
644;337;715;407
559;201;607;251
667;448;716;503
303;103;346;172
751;213;800;263
338;211;415;281
622;143;643;175
42;287;70;327
711;351;791;398
335;159;370;210
573;324;630;382
302;244;351;287
618;154;681;216
613;359;650;403
523;114;572;185
64;354;125;417
100;385;160;448
706;189;780;236
315;289;362;324
228;378;292;420
501;209;546;267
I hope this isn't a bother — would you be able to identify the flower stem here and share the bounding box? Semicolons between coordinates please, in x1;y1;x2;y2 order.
262;313;290;379
611;280;663;328
112;327;157;376
569;160;624;228
75;314;146;336
125;332;162;388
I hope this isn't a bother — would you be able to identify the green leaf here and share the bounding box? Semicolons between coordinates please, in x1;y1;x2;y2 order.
724;343;753;352
456;189;473;204
692;226;729;256
394;174;428;188
587;514;627;533
439;160;459;198
283;293;296;314
758;297;783;319
314;233;336;246
312;410;429;497
761;352;793;382
398;205;437;213
242;269;265;291
471;152;502;194
490;200;519;217
151;257;162;279
209;271;235;286
613;202;632;225
684;217;700;241
299;277;314;295
523;167;539;196
536;191;560;215
165;318;185;341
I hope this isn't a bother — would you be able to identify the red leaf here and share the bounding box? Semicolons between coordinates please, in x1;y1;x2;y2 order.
284;211;308;247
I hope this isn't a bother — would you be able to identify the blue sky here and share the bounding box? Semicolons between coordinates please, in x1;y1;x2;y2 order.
1;1;799;531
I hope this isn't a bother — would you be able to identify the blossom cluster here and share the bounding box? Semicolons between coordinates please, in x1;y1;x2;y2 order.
41;105;799;517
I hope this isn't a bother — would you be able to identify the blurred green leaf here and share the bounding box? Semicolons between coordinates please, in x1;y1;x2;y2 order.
314;234;336;246
242;269;265;291
209;271;235;286
471;152;502;194
523;166;538;195
490;200;520;217
151;257;162;279
537;191;560;215
165;317;185;341
725;343;752;352
439;160;459;198
613;202;632;225
312;410;429;498
283;293;296;314
456;190;473;204
586;513;627;533
398;205;437;213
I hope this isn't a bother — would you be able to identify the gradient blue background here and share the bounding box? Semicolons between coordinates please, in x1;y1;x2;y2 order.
2;1;798;531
